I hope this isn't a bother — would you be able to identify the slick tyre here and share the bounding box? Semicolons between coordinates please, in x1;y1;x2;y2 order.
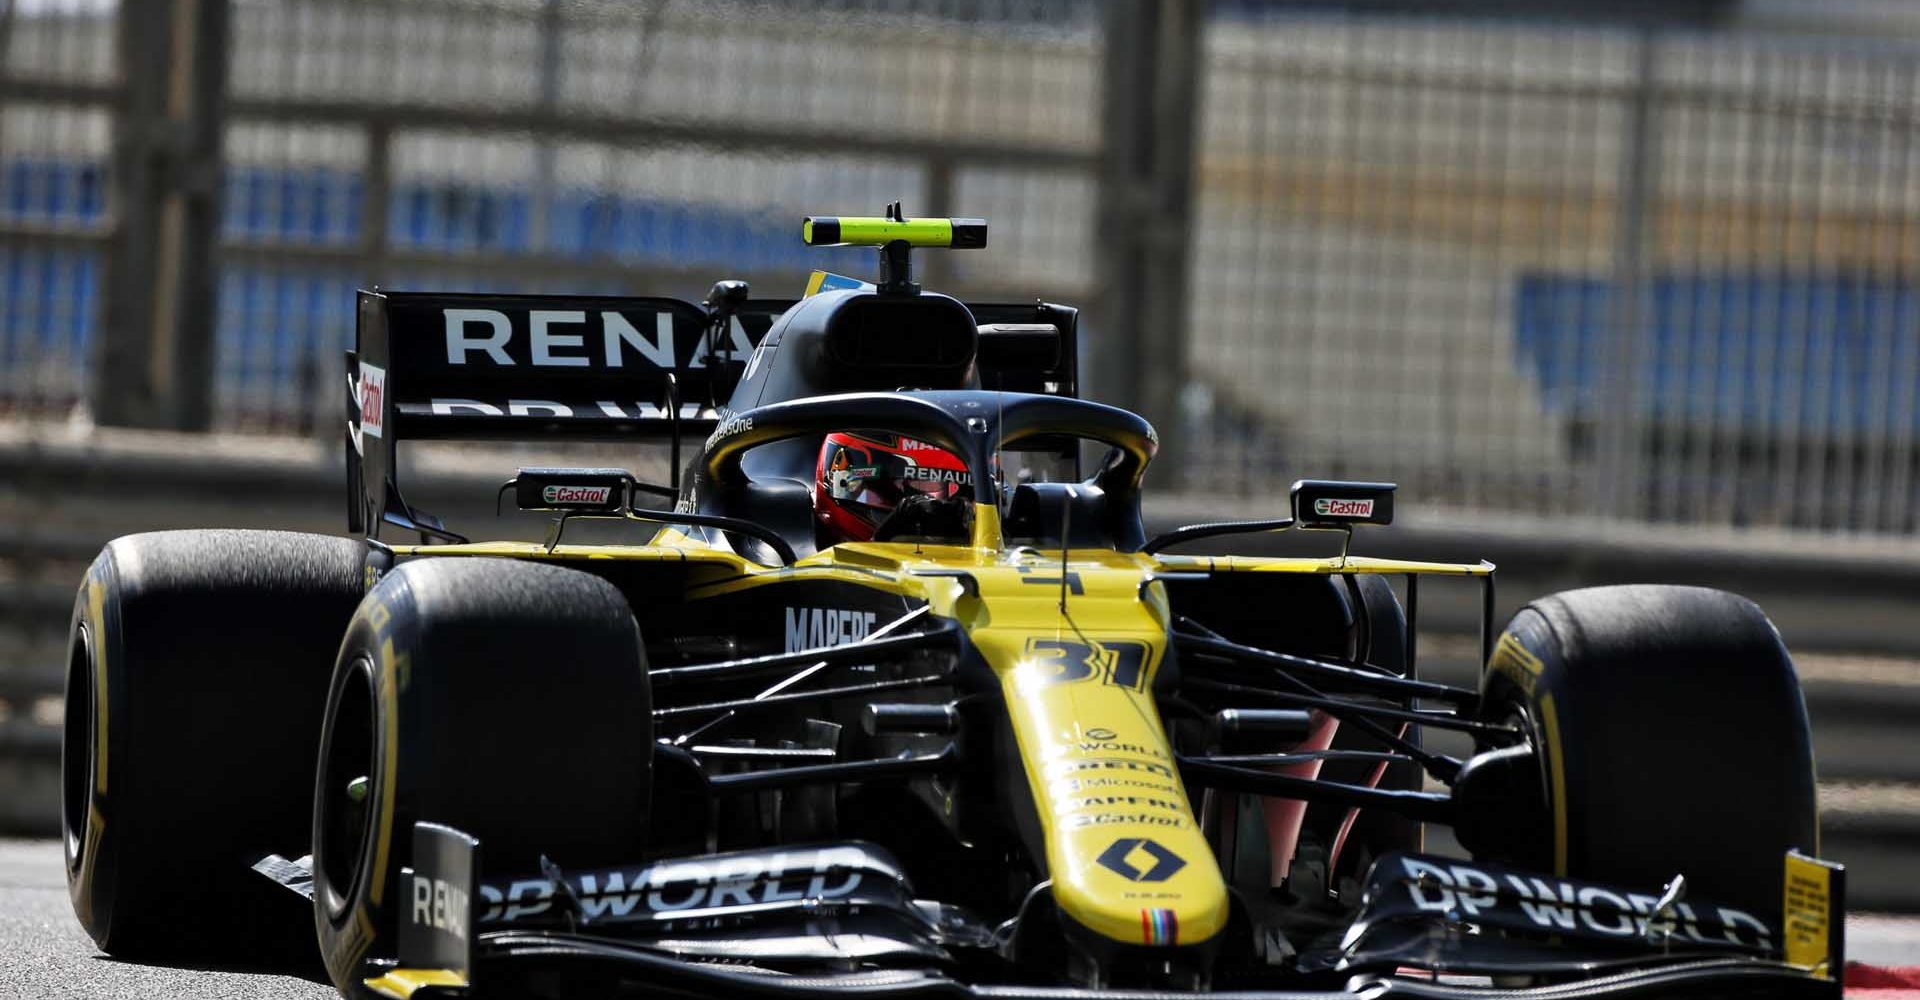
1483;584;1817;918
63;530;366;961
312;558;652;992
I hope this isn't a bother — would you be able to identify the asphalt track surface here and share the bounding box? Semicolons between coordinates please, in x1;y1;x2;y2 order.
2;840;1916;999
0;840;333;1000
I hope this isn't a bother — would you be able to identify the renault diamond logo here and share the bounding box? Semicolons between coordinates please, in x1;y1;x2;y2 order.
1096;838;1186;882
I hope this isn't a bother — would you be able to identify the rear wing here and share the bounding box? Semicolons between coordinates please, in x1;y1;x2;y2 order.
347;289;1078;536
346;289;771;535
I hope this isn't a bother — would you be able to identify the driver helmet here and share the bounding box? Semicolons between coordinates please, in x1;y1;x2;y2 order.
815;431;972;544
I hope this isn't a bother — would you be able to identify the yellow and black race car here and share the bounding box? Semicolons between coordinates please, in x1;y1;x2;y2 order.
61;213;1843;999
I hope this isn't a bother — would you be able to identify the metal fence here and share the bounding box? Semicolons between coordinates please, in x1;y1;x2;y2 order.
2;0;1102;431
1192;10;1920;533
0;0;111;416
9;1;1920;534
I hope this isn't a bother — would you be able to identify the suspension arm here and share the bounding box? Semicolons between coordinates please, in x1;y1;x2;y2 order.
704;746;958;794
1175;633;1479;708
650;618;960;688
1177;756;1456;824
1181;677;1516;739
653;672;950;721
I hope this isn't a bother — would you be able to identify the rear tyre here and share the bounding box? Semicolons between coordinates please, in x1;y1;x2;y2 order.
63;530;366;961
312;557;653;991
1483;584;1817;917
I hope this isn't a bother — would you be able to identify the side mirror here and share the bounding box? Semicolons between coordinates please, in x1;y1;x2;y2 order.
704;279;751;314
1291;479;1395;529
511;468;634;515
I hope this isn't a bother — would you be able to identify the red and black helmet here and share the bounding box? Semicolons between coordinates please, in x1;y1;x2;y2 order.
814;431;972;544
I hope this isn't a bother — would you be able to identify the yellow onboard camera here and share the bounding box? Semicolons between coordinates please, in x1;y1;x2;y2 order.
801;202;986;294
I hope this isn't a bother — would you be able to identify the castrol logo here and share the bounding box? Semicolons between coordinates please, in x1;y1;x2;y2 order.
1313;498;1373;518
542;485;611;505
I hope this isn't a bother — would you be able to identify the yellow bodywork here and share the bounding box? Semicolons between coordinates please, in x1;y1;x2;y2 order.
1782;851;1842;977
388;504;1492;950
364;967;467;998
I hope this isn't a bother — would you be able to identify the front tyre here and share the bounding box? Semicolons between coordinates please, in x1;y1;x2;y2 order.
313;557;653;991
1483;584;1817;917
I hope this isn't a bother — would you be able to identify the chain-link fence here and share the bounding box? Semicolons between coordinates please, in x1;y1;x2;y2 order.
1;0;1101;432
0;0;113;415
1191;8;1920;533
10;1;1920;533
221;0;1101;431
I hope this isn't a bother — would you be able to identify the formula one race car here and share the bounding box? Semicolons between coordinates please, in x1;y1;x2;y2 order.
62;212;1843;999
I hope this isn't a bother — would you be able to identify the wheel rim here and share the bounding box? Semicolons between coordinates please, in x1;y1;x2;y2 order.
61;624;94;873
316;655;378;921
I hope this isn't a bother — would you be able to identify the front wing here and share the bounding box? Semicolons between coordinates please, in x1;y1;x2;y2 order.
286;824;1844;1000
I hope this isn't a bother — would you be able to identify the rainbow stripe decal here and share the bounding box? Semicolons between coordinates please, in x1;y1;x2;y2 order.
1142;907;1178;946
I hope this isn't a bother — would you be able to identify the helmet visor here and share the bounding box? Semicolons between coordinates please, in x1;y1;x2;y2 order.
823;441;882;501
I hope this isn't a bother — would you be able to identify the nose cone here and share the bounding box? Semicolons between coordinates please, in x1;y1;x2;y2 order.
965;563;1228;950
